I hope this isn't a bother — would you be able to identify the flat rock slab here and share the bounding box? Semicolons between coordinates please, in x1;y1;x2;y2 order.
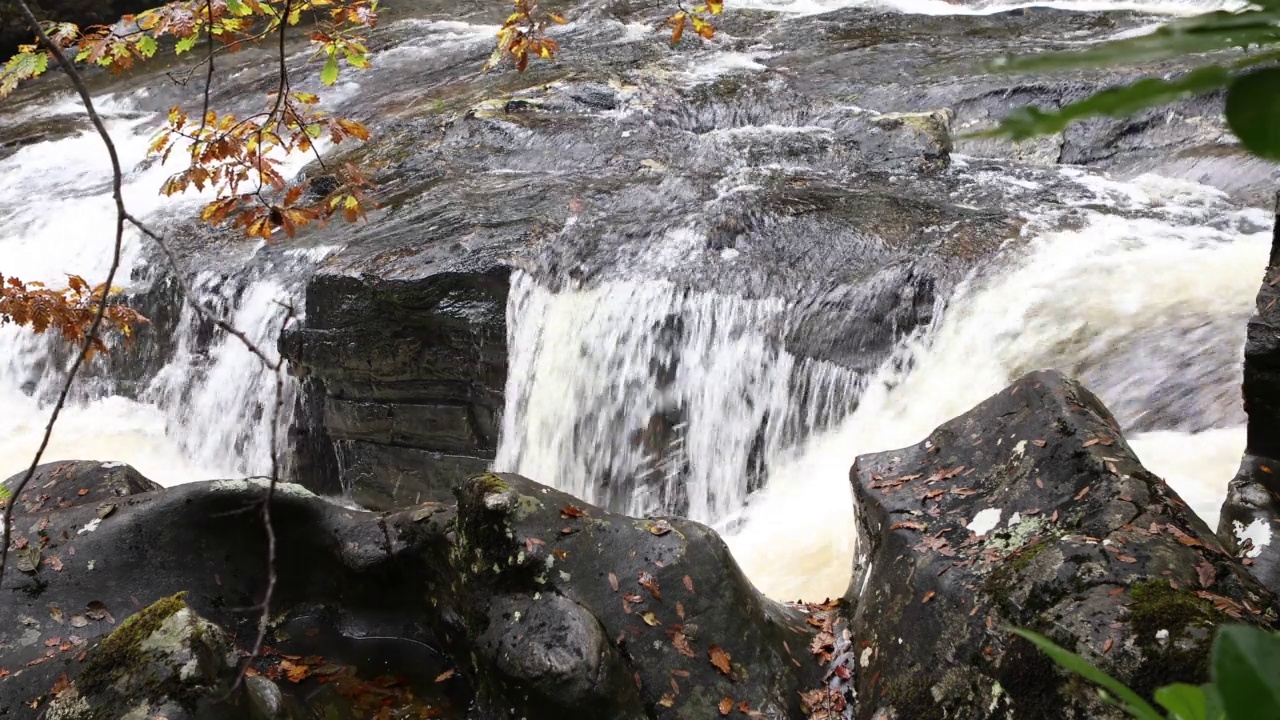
846;370;1280;720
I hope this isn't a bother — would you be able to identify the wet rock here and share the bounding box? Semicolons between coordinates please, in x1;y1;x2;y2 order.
283;265;509;507
44;593;235;720
846;370;1280;720
1220;191;1280;593
449;472;823;719
2;460;162;511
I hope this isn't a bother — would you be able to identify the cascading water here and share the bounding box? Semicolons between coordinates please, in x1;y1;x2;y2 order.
496;168;1270;602
0;91;317;485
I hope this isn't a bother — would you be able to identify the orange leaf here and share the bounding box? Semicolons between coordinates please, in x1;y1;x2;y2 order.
709;645;731;675
719;696;733;715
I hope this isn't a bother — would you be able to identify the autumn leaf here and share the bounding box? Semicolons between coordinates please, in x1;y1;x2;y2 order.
434;669;455;682
673;631;696;657
719;696;734;715
648;519;673;536
922;590;936;604
77;488;88;496
642;612;662;627
709;645;731;675
561;505;585;519
608;573;619;592
658;693;676;707
683;575;694;593
639;571;662;600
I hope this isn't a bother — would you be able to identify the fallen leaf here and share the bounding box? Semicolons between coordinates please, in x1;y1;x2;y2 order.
85;601;113;624
1115;554;1137;564
672;631;696;658
49;607;64;624
683;575;694;593
1074;486;1091;501
739;701;752;713
560;505;585;519
44;637;60;647
672;669;690;678
47;556;63;572
77;488;88;497
50;672;71;694
1103;638;1113;653
69;615;88;628
658;693;675;708
709;645;731;675
561;527;573;535
719;697;734;715
434;669;455;683
1108;587;1126;596
676;601;685;619
624;593;644;603
0;668;8;679
922;590;936;605
639;571;662;600
642;612;662;627
608;573;619;592
890;520;926;532
1083;438;1100;447
1032;439;1047;448
16;546;40;573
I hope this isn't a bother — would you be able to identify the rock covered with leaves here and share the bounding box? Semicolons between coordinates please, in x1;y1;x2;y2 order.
844;370;1280;720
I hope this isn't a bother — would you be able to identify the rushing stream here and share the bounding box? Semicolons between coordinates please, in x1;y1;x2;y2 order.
0;0;1268;604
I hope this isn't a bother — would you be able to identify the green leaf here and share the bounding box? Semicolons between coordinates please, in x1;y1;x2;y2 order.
321;55;339;86
976;65;1232;141
1008;628;1164;720
227;0;252;16
175;35;198;55
1212;625;1280;720
136;35;158;59
1201;684;1226;720
1156;684;1207;720
1225;68;1280;159
987;9;1280;74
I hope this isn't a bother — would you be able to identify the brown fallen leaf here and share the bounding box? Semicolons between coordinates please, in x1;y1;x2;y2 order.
47;556;63;572
561;505;585;519
1032;439;1047;447
639;571;662;601
76;488;88;497
683;575;694;593
648;519;673;536
922;590;936;605
1074;486;1091;501
1196;560;1216;588
49;606;64;624
1103;638;1113;653
658;693;675;708
1116;554;1138;564
43;637;60;648
672;631;697;658
709;645;732;675
676;601;685;619
719;697;734;715
1083;438;1100;447
608;573;619;592
50;672;71;695
890;520;927;532
434;669;456;683
624;593;644;603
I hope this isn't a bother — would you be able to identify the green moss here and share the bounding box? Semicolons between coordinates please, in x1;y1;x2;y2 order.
1124;581;1226;695
0;484;10;501
1127;581;1223;639
473;472;511;494
79;592;190;697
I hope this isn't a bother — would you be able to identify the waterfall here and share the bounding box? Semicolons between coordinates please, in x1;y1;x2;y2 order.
495;271;863;523
0;92;316;485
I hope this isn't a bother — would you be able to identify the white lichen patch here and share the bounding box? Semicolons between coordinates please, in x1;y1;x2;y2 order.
1012;440;1027;458
77;518;101;535
967;508;1002;537
1233;518;1272;558
211;478;318;499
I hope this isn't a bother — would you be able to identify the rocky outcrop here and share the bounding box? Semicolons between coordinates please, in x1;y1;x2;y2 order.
0;464;823;719
845;370;1280;720
2;460;162;508
1219;191;1280;593
282;264;510;507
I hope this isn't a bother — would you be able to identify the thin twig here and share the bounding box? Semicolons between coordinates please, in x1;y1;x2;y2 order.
1;0;127;582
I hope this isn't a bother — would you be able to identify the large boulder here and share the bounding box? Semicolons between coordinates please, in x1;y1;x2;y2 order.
3;460;162;510
846;370;1280;720
0;464;826;719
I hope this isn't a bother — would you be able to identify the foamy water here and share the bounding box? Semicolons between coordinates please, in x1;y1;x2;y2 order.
722;175;1266;601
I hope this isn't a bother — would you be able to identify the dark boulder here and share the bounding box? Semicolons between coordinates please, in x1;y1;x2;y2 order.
846;370;1280;720
3;460;162;511
0;464;825;719
1220;191;1280;593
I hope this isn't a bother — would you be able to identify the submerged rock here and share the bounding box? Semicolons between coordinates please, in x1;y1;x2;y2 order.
846;370;1280;720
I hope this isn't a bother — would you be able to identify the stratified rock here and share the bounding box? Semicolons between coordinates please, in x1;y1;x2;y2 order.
846;370;1280;720
1220;191;1280;594
2;460;161;511
282;264;508;507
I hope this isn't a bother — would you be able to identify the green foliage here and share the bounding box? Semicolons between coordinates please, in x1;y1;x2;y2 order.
1013;624;1280;720
982;3;1280;159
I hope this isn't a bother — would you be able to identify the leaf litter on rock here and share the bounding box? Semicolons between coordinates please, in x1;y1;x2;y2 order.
639;571;661;600
709;645;732;675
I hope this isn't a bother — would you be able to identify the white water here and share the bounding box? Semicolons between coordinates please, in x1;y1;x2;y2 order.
732;0;1243;17
0;92;314;486
496;170;1269;602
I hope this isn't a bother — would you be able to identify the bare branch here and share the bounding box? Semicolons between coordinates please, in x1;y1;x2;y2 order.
1;0;128;582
